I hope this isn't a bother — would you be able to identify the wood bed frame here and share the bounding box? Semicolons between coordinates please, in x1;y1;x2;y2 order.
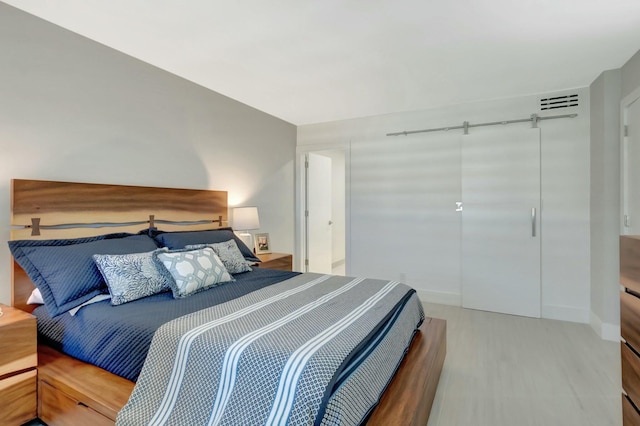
10;179;446;425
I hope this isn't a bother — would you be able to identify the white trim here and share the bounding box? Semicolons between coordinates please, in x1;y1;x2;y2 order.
331;259;345;269
541;304;589;323
417;292;621;341
601;323;621;342
295;143;351;275
621;85;640;114
416;289;461;306
296;142;350;154
590;311;621;342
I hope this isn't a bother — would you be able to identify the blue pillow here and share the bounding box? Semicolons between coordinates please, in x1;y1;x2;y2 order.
9;233;159;316
152;228;259;262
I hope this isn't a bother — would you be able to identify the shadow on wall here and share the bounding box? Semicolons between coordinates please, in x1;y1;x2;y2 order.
0;136;210;305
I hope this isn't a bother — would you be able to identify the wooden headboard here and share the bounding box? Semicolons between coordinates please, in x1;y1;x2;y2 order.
10;179;229;312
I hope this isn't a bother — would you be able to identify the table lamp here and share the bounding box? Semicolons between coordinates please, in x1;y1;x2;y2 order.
232;206;260;250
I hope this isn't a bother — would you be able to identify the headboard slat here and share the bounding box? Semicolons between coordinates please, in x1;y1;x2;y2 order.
12;179;228;227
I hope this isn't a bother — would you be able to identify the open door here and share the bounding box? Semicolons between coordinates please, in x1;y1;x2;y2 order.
306;152;333;273
624;98;640;234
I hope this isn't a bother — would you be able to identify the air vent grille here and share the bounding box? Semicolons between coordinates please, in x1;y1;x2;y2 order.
540;94;578;110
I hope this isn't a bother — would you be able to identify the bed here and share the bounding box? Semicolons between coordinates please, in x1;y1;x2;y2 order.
9;179;446;426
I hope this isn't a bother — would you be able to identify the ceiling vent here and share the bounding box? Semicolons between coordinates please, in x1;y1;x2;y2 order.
540;94;578;111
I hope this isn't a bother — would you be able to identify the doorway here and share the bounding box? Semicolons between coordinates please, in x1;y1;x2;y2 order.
623;93;640;234
303;149;346;274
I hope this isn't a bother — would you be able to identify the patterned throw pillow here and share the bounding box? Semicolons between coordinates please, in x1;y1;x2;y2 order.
154;247;233;298
93;249;171;305
185;239;252;274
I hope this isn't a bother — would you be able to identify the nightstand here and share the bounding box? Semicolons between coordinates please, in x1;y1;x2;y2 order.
256;253;293;271
0;304;37;425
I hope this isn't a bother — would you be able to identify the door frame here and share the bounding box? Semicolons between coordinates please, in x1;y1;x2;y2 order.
296;143;350;274
621;85;640;234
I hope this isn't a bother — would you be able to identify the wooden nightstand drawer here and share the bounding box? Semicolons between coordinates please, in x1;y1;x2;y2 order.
257;253;293;271
0;369;37;425
622;290;640;352
0;304;37;425
39;380;114;426
623;393;640;426
621;236;640;295
0;305;37;377
623;341;640;410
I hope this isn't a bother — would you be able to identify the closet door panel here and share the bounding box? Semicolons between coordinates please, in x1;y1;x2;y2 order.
462;127;541;318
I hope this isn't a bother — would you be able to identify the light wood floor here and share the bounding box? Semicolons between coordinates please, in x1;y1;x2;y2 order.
424;303;621;426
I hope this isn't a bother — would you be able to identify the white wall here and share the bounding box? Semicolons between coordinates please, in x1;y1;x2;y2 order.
0;3;296;304
298;89;590;323
622;49;640;100
589;69;622;340
586;48;640;340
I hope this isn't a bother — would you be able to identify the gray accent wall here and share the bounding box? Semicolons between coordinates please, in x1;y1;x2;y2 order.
0;3;296;304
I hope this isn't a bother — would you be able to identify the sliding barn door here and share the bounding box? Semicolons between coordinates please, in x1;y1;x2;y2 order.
461;127;541;318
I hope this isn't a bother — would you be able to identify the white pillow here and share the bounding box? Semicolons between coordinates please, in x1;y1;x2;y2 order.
27;288;44;305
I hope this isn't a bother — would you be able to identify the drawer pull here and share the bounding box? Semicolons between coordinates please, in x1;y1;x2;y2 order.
77;401;89;408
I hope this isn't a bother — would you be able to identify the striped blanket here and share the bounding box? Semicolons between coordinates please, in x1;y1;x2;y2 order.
116;273;424;426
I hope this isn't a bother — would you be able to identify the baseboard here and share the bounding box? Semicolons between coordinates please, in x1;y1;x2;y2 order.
416;289;461;306
541;304;589;324
414;294;619;341
589;311;620;342
331;259;345;269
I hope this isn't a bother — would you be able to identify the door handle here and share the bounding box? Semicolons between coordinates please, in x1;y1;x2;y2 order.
531;207;536;237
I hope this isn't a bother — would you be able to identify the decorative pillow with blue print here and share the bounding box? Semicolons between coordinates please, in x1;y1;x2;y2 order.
185;239;252;274
93;248;171;306
154;247;234;298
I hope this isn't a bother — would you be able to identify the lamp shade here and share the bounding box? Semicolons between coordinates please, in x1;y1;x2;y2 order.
232;206;260;230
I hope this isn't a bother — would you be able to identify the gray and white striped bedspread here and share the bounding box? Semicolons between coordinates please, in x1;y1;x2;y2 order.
116;273;424;426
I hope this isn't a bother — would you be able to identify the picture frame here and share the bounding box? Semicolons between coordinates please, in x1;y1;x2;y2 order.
254;232;271;254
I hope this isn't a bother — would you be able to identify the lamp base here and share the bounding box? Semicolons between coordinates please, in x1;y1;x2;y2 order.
237;232;253;251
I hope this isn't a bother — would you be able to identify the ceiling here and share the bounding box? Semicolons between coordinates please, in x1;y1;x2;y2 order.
4;0;640;125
